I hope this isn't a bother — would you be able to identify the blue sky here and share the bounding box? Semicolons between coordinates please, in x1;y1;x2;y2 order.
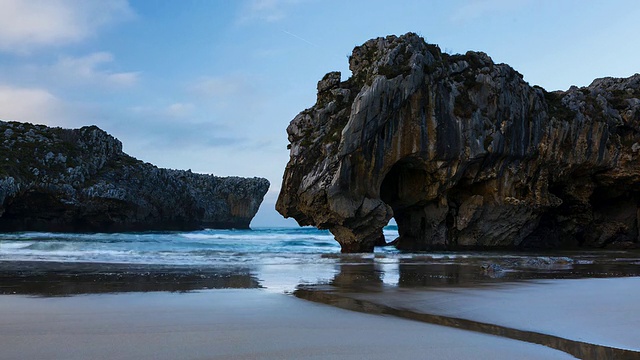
1;0;639;227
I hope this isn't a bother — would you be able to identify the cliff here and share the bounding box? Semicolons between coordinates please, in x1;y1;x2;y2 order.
277;33;640;252
0;121;269;231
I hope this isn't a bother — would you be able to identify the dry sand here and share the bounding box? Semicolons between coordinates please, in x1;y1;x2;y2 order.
0;289;574;360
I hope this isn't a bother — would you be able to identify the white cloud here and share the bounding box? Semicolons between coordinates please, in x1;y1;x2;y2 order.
237;0;304;24
0;84;66;125
51;52;139;87
0;0;134;54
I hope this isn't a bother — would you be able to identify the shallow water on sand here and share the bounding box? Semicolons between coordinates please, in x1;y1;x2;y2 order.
2;227;639;359
1;226;639;296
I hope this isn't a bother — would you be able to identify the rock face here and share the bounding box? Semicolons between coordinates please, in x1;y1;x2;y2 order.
277;33;640;252
0;121;269;232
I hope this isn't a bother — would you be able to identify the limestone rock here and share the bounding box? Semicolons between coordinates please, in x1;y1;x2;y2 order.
276;32;640;252
0;121;269;232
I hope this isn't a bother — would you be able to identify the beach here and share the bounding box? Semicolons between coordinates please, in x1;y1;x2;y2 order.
0;289;577;360
1;229;640;359
1;270;639;359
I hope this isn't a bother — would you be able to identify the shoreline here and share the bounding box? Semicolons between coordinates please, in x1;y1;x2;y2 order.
1;252;639;358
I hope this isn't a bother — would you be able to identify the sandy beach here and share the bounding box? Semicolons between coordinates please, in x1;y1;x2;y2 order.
2;249;640;359
0;289;576;360
297;276;640;359
336;277;640;351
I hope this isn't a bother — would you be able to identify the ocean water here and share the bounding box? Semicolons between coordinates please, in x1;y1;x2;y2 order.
0;227;400;266
0;226;403;294
1;226;639;296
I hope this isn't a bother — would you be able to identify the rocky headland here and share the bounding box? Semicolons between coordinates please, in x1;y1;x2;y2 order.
0;121;269;232
277;32;640;252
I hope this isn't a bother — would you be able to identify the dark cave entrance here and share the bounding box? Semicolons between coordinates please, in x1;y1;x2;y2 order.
379;157;436;250
523;181;640;249
0;190;71;231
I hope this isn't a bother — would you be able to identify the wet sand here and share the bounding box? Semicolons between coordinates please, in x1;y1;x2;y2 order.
0;289;574;360
297;276;640;359
2;251;640;359
343;277;640;351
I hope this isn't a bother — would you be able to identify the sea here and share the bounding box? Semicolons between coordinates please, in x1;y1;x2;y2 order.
0;226;399;265
1;226;639;296
0;227;398;295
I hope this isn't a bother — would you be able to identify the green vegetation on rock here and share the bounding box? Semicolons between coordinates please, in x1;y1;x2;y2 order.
0;121;269;232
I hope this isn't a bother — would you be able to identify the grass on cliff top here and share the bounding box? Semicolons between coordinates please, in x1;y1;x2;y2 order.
542;90;576;121
0;122;97;181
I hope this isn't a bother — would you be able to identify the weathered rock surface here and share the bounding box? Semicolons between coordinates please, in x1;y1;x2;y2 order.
0;121;269;232
277;32;640;252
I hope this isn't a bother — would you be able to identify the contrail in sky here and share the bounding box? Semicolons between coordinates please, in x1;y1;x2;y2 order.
282;30;318;47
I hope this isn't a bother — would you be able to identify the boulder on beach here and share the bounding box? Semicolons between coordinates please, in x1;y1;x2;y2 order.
277;32;640;252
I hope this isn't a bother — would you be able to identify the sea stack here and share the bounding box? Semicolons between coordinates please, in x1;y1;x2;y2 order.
0;121;269;232
277;32;640;252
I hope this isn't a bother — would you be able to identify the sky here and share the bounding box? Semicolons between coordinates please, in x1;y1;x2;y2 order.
0;0;639;227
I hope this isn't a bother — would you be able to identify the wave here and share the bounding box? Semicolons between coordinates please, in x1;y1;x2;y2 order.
0;241;34;250
0;226;400;266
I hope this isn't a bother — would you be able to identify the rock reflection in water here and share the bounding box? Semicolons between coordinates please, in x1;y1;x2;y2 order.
331;259;383;290
398;263;482;287
325;250;640;291
297;251;640;360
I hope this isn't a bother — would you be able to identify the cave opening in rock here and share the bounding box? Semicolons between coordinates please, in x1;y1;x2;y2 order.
528;182;640;248
587;186;640;246
379;156;434;250
380;217;399;245
0;190;70;231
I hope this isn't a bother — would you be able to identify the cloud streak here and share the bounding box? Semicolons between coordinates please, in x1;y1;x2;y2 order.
51;52;139;87
282;30;317;47
0;0;134;54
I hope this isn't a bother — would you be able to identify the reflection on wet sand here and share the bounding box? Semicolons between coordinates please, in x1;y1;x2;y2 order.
297;251;640;359
322;250;640;291
0;261;261;296
3;250;640;358
395;250;640;288
331;260;383;290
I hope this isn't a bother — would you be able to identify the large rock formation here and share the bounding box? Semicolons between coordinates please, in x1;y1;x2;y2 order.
277;33;640;252
0;121;269;231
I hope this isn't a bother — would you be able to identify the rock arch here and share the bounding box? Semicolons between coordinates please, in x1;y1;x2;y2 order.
277;33;640;252
379;156;436;250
